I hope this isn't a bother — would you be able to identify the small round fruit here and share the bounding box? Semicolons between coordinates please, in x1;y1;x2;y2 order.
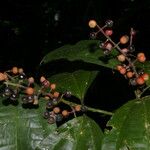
62;110;69;117
4;87;12;96
22;96;28;104
55;114;63;122
46;101;53;109
117;54;126;62
52;98;58;105
137;53;146;63
136;77;145;85
43;111;50;119
27;95;34;103
3;73;8;80
121;48;128;53
53;107;60;114
105;29;113;36
88;20;97;28
53;91;60;98
105;42;112;50
75;105;81;112
10;93;18;101
40;76;46;83
130;79;137;86
64;91;72;97
50;83;56;90
48;117;55;124
126;71;134;78
105;20;113;27
137;52;145;58
12;67;18;74
18;68;24;74
0;72;5;81
142;73;149;81
28;77;34;84
90;32;97;39
25;87;34;95
120;35;129;44
116;65;123;71
128;45;135;52
42;80;50;88
119;67;126;75
44;96;50;100
19;73;26;79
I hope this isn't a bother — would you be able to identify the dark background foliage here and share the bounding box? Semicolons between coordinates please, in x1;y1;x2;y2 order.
0;0;150;128
1;0;150;69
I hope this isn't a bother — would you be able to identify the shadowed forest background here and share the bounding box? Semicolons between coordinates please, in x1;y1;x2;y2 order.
0;0;150;127
1;0;150;69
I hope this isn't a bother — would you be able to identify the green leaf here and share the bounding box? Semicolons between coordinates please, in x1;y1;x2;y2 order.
36;115;103;150
0;97;56;150
49;70;98;101
102;96;150;150
41;40;119;69
135;60;150;73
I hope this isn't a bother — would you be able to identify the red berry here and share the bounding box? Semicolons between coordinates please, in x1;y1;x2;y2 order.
105;42;113;50
28;77;34;84
137;53;146;63
121;48;128;53
136;77;145;85
105;29;113;36
40;76;46;83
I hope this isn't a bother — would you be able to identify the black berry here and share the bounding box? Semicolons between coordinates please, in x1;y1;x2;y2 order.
55;114;63;122
105;20;113;27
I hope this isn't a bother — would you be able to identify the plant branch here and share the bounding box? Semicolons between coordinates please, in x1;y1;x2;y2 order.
139;85;150;98
61;99;113;116
4;81;27;89
96;24;138;78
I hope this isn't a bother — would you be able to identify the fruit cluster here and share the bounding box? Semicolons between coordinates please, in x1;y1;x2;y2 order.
0;66;83;124
89;20;149;97
43;102;81;124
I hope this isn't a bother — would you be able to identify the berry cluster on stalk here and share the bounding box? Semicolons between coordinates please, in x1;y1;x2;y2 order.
89;19;149;98
0;66;83;124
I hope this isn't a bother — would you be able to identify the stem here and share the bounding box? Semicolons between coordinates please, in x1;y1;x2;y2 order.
139;85;150;98
4;72;15;81
61;99;113;116
130;28;133;46
96;24;138;78
4;81;27;89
